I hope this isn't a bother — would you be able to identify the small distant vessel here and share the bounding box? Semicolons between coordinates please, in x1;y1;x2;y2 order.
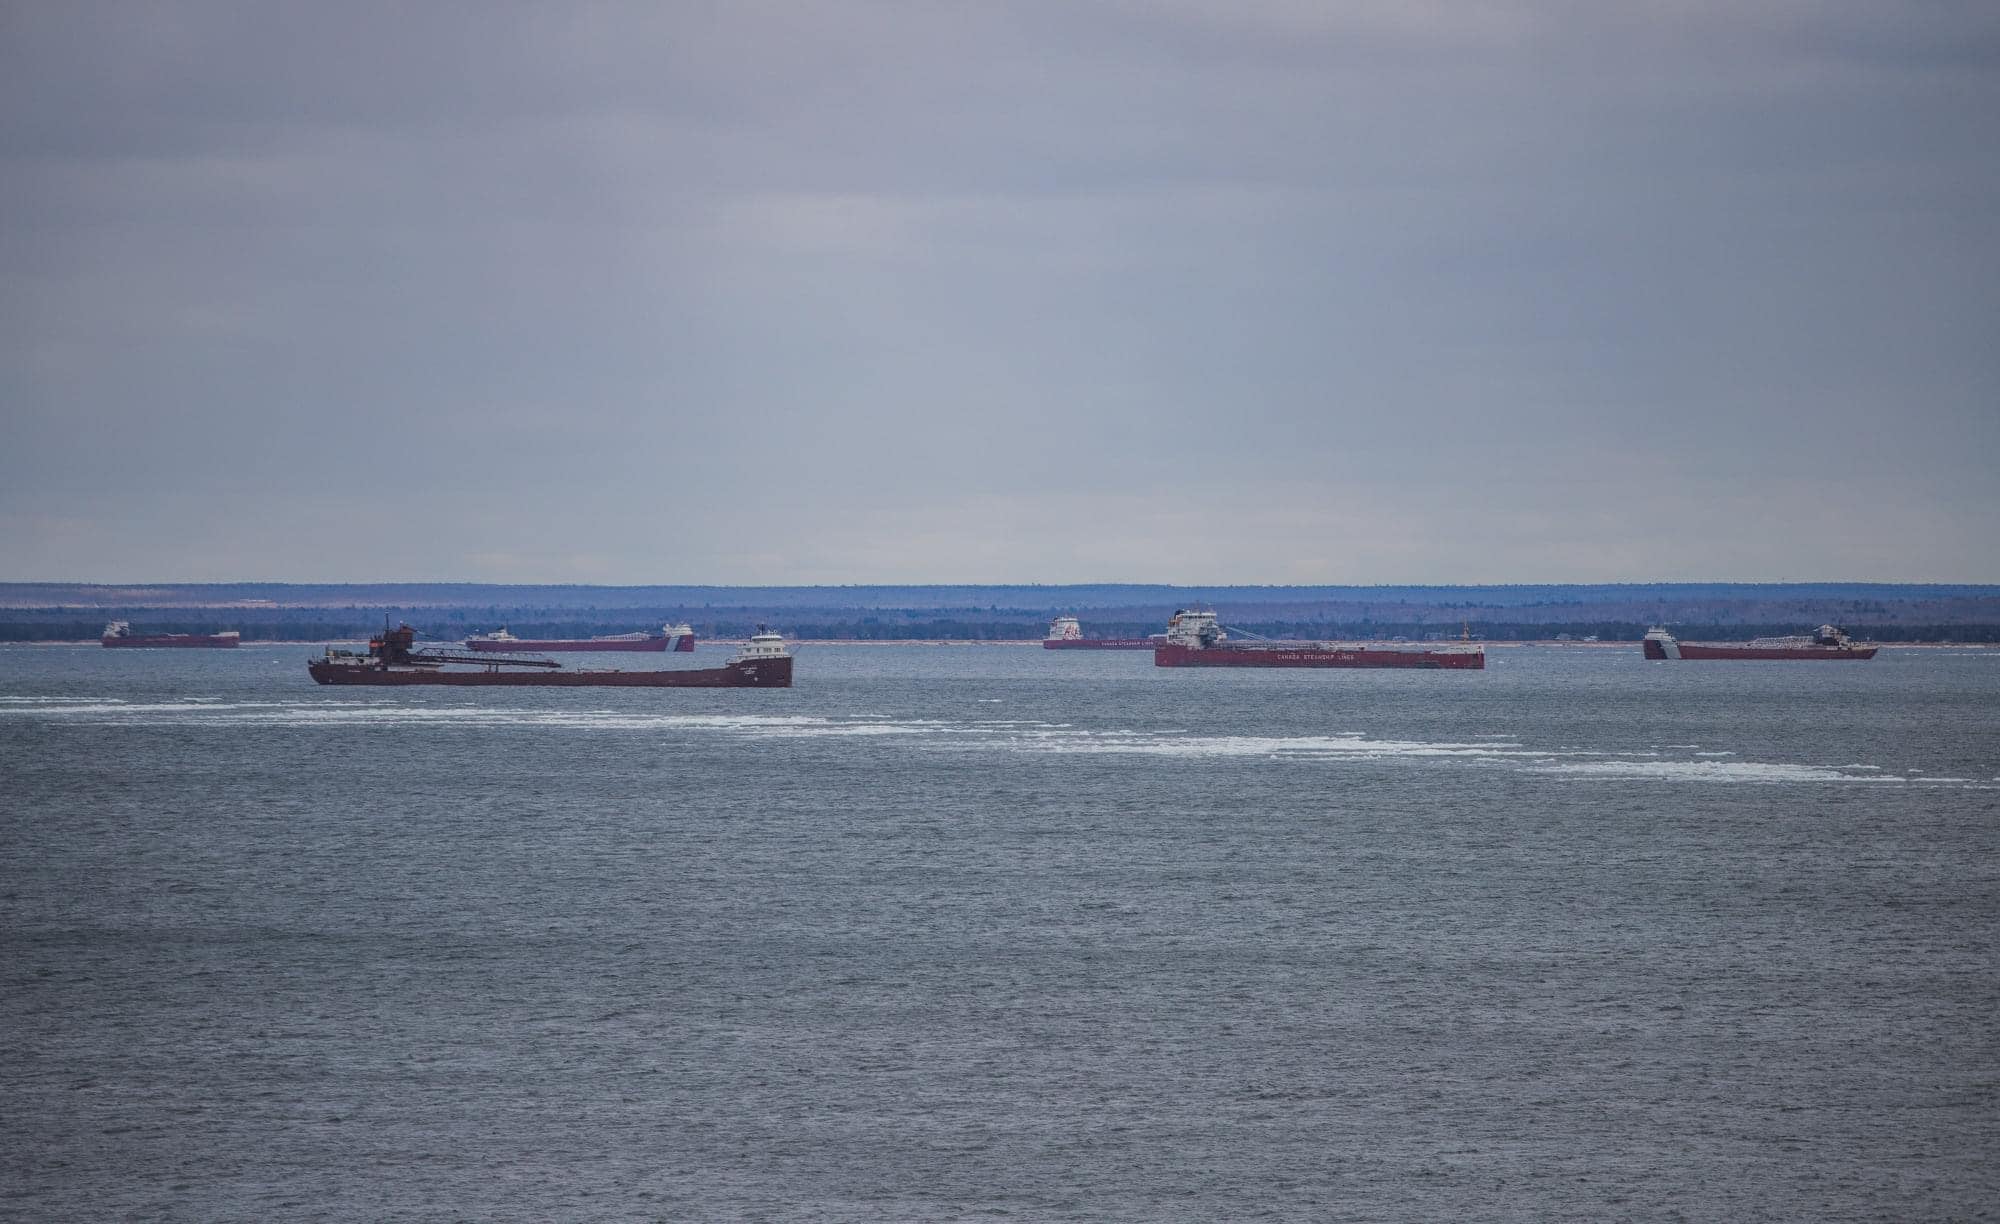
1153;610;1484;670
101;621;240;648
311;624;790;686
1042;615;1160;650
464;624;696;653
1642;625;1877;661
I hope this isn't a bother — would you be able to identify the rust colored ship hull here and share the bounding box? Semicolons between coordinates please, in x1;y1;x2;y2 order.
103;633;240;648
467;636;669;653
674;633;696;652
1044;638;1158;650
1155;644;1484;669
1643;641;1877;661
308;656;790;687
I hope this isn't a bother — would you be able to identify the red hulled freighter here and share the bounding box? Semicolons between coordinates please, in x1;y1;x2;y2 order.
1042;615;1162;650
465;624;696;653
1642;625;1877;661
310;624;789;687
101;621;240;648
1153;610;1485;670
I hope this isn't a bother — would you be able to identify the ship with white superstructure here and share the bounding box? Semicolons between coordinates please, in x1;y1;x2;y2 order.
1642;625;1876;660
1153;610;1484;670
1042;615;1160;650
465;624;695;653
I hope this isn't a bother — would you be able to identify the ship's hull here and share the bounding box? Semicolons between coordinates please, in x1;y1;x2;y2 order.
309;657;790;687
1644;640;1877;661
1044;638;1158;650
103;634;239;648
466;637;669;653
1155;644;1484;669
674;633;696;653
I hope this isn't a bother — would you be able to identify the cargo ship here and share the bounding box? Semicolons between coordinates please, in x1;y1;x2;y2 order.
310;624;789;687
464;623;696;653
101;621;240;648
1153;610;1485;670
1642;625;1877;661
1042;615;1161;650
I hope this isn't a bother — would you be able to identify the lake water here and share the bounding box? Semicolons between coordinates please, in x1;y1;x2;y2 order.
3;643;1996;1220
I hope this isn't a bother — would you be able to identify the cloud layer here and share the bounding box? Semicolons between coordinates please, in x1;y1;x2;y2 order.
3;1;1996;581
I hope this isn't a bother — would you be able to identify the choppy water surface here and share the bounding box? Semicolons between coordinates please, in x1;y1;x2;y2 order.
3;644;1995;1220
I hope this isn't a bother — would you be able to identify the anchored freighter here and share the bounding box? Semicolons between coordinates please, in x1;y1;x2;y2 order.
101;621;240;648
1042;615;1161;650
1152;610;1484;670
464;624;696;653
1642;625;1877;661
310;624;788;687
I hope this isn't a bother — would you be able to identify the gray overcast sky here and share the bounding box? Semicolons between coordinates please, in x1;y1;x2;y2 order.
2;1;1996;583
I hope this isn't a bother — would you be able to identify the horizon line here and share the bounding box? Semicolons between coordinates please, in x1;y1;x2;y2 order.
4;579;1997;591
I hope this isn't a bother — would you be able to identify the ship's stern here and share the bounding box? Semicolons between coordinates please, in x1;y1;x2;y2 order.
731;656;793;687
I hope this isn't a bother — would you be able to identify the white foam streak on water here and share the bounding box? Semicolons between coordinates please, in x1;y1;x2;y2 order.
999;731;1536;760
0;701;299;716
0;700;1942;785
1525;760;1903;784
1;704;889;732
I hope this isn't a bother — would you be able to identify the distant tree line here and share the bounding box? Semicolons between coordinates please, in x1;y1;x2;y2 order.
5;582;1998;643
5;612;1998;644
9;580;1997;610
